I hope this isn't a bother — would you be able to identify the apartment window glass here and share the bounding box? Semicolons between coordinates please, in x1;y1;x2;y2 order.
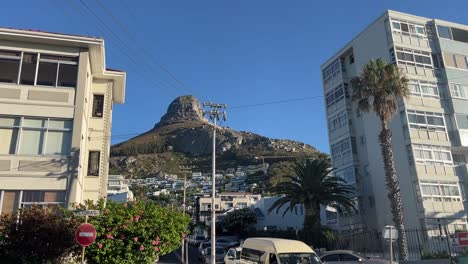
37;61;58;86
322;59;341;84
455;55;468;69
328;111;348;132
420;181;461;202
93;95;105;117
38;54;78;87
326;83;348;108
0;117;20;154
452;28;468;43
1;191;21;214
88;151;101;176
408;80;439;98
57;64;78;87
437;25;452;39
395;47;432;68
331;137;352;161
412;144;452;165
0;116;72;156
0;50;21;83
20;53;37;85
407;110;446;132
335;166;356;184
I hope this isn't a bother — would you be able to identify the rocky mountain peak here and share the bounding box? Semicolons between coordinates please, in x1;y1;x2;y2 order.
155;95;206;128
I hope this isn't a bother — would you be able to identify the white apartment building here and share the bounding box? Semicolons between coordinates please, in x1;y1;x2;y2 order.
0;28;126;214
197;192;261;226
321;10;468;232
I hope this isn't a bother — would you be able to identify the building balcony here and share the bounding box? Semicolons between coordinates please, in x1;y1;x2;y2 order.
455;164;468;178
392;31;430;49
409;129;449;143
398;65;436;79
415;164;456;179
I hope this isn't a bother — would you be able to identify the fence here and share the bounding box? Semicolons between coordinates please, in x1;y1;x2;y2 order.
246;227;467;261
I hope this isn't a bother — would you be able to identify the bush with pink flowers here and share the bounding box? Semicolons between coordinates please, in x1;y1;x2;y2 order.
72;199;189;264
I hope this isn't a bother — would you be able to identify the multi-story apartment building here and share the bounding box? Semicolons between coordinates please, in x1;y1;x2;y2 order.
197;192;261;226
0;28;126;214
321;10;468;232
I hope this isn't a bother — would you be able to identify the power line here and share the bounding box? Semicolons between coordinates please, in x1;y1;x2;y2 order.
68;0;185;98
92;0;193;95
228;95;324;109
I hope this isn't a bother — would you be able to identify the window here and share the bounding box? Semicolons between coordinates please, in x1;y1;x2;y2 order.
406;110;446;132
395;47;433;68
391;20;426;37
420;181;461;202
321;254;340;262
449;83;468;99
437;25;452;39
341;254;359;261
335;166;356;184
0;49;78;87
241;248;266;264
452;27;468;43
322;59;341;84
0;116;72;156
20;53;37;85
443;52;468;70
349;54;355;64
0;50;21;83
412;144;452;165
0;190;65;214
88;151;101;176
408;80;440;98
331;138;353;161
328;111;348;132
93;95;105;117
326;83;348;108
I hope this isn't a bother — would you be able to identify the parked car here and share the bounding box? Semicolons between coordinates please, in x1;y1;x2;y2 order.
203;247;226;264
194;235;206;246
320;250;387;263
224;247;242;264
199;242;212;260
241;238;321;264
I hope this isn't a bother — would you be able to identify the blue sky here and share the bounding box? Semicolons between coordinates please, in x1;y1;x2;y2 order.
2;0;468;153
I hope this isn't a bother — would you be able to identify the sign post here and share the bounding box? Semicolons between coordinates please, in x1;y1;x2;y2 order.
383;225;398;264
75;210;99;264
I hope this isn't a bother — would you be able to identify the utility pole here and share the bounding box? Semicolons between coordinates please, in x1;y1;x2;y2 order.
179;165;192;264
202;102;227;264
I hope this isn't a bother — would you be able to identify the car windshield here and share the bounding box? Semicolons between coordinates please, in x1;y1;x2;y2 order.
278;253;321;264
201;243;210;249
206;248;225;255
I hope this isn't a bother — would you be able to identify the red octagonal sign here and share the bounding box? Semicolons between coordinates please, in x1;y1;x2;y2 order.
75;223;97;247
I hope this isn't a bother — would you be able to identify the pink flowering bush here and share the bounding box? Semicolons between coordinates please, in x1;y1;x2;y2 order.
71;199;189;264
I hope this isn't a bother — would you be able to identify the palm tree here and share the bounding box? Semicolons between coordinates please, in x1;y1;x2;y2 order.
268;158;356;230
351;58;409;260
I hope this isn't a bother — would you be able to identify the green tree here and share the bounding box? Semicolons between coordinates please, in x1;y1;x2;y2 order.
0;206;80;264
268;158;355;230
351;58;409;260
71;200;190;264
219;208;257;236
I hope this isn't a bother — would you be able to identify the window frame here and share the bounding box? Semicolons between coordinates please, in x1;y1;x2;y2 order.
328;111;348;132
322;59;341;85
449;83;468;100
394;47;433;68
0;50;22;84
0;115;72;156
408;79;440;98
0;190;66;214
405;110;447;133
411;144;453;165
87;150;101;176
442;52;468;71
92;94;105;118
391;19;427;37
419;181;462;202
0;49;78;88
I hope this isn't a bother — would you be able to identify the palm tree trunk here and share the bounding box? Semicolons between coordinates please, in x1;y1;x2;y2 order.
379;125;408;260
304;201;321;231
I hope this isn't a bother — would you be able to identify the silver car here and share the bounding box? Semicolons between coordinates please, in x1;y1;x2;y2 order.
203;247;226;264
320;250;388;264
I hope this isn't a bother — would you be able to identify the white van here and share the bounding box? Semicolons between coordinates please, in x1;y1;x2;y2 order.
240;238;322;264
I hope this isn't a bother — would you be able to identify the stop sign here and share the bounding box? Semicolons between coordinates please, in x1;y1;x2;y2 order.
75;223;97;246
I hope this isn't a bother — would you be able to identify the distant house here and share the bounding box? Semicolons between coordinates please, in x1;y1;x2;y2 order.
107;175;133;202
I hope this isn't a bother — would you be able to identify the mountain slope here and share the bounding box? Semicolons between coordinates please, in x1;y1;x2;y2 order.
110;95;319;177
